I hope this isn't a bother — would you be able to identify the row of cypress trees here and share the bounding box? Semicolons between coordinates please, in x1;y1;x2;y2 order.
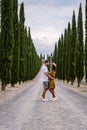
0;0;41;90
53;3;84;87
85;0;87;82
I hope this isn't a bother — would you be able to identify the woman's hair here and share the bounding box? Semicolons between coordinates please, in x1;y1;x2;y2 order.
52;64;56;70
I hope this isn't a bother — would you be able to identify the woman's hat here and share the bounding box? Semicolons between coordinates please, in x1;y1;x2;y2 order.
52;63;56;67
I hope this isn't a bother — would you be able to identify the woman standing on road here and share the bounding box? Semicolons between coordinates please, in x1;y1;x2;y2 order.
49;63;57;101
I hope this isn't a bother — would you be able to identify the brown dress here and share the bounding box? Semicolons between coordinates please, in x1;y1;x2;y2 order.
49;70;56;89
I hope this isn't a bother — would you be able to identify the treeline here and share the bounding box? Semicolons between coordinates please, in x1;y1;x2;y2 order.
53;1;87;87
0;0;41;90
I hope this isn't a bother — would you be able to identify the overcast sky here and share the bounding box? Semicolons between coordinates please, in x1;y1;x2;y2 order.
19;0;85;55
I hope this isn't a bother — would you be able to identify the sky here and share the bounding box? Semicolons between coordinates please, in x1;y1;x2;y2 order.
18;0;85;56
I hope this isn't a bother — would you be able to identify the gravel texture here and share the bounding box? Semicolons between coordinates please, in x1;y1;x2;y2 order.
0;78;87;130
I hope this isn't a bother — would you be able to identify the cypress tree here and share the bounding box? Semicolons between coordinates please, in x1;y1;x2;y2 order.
57;35;64;79
85;0;87;81
53;43;58;76
76;3;84;87
0;0;1;79
0;0;13;90
63;29;67;81
57;38;61;79
31;41;39;79
30;41;35;79
70;11;77;85
0;32;1;80
27;27;32;80
19;2;25;83
66;22;71;82
11;0;19;86
60;34;64;80
0;0;1;32
23;27;28;81
53;43;57;64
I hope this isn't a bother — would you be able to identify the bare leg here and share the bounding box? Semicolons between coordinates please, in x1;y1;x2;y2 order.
49;88;55;98
42;88;48;98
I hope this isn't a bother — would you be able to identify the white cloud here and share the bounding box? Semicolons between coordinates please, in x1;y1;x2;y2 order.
33;37;57;55
18;0;85;55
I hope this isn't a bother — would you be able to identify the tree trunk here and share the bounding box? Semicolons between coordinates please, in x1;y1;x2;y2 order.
1;82;6;91
12;84;15;87
77;80;80;87
71;81;73;85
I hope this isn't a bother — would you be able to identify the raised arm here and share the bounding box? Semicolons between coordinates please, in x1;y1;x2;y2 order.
45;72;54;80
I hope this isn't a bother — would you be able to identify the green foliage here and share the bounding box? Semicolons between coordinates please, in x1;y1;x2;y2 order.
18;3;41;83
57;38;62;79
0;0;13;90
85;0;87;81
53;43;58;64
11;0;19;86
63;29;67;81
70;11;77;84
76;3;84;87
19;3;25;83
0;1;41;90
52;4;84;87
66;23;71;82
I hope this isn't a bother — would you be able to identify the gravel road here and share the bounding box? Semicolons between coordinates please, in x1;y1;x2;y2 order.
0;77;87;130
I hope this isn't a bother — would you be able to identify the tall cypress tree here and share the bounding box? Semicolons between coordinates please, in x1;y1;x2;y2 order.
53;43;58;76
57;38;61;79
0;0;1;32
0;0;1;80
85;0;87;81
57;35;64;79
76;3;84;87
60;34;64;80
0;0;1;79
30;40;34;79
0;32;1;80
0;0;13;90
11;0;19;86
70;11;77;85
27;27;32;80
66;22;71;82
23;27;28;81
63;29;67;81
32;45;36;77
19;2;25;83
53;43;57;64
